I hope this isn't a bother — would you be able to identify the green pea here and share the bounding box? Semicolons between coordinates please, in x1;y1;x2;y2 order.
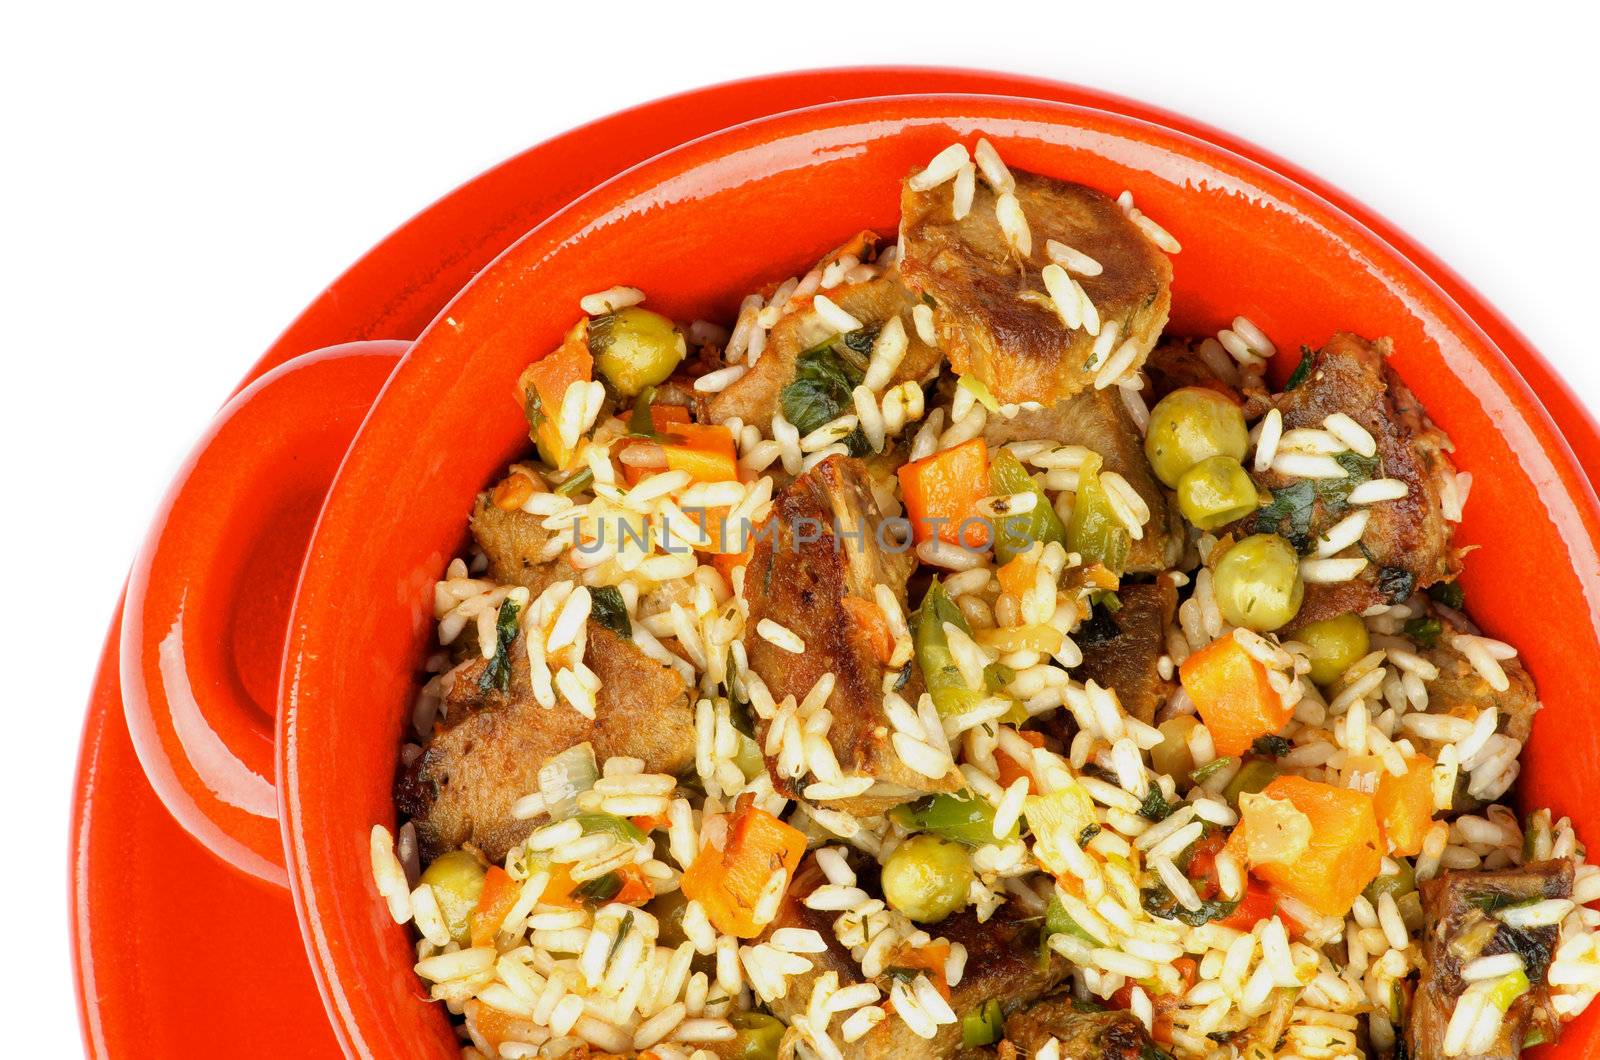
420;850;486;944
726;1012;785;1060
881;834;974;923
1298;613;1371;686
1213;534;1304;632
589;307;685;397
1176;455;1259;531
1144;387;1249;488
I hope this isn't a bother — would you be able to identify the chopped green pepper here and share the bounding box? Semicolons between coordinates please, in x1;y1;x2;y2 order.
914;581;987;717
961;1000;1005;1048
990;451;1067;564
575;812;646;844
890;791;1016;846
1223;758;1279;809
1066;453;1131;574
1045;894;1107;946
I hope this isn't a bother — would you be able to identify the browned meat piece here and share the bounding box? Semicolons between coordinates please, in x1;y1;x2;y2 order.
1425;633;1541;745
707;270;942;428
1251;333;1463;623
763;856;1071;1060
1143;337;1249;404
468;492;566;595
395;621;694;862
744;455;958;813
1071;578;1178;724
984;393;1182;572
1004;995;1164;1060
1408;859;1573;1060
899;169;1171;407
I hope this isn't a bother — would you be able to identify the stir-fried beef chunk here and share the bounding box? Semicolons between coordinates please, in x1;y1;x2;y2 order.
469;492;566;595
707;267;942;429
1071;577;1178;725
1426;635;1541;746
899;170;1171;407
762;855;1071;1060
1252;333;1462;623
1003;994;1166;1060
1407;859;1573;1060
984;391;1183;573
395;622;693;862
744;455;959;812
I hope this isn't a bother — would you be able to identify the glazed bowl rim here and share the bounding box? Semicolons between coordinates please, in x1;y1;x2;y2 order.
280;89;1600;1057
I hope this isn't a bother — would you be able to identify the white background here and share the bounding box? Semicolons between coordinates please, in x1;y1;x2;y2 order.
3;0;1597;1049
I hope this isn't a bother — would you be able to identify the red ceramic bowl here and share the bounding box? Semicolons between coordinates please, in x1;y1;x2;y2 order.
159;92;1600;1055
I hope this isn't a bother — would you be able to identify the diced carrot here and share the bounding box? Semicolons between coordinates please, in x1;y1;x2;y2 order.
1373;754;1436;857
540;862;581;909
613;863;655;906
680;803;806;938
491;471;537;511
470;866;521;947
1179;636;1292;757
631;812;670;834
887;941;952;1000
467;1001;519;1052
649;405;692;428
662;423;738;483
841;595;895;664
696;506;734;555
710;546;750;585
897;437;992;549
996;547;1041;616
517;324;593;469
1243;775;1382;917
994;729;1045;791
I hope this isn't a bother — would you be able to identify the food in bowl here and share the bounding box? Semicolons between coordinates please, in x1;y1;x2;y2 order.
367;137;1600;1059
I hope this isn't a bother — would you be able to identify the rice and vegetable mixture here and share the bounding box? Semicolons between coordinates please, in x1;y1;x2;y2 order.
370;138;1600;1060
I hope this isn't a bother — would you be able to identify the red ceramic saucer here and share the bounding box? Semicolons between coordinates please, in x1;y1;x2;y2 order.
70;67;1599;1057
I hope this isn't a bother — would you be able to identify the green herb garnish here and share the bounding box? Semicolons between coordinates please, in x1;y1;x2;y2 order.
590;586;632;637
779;338;870;455
1138;788;1176;822
1403;616;1442;647
1140;882;1240;927
1251;735;1291;759
477;598;522;693
555;467;594;497
1284;347;1315;390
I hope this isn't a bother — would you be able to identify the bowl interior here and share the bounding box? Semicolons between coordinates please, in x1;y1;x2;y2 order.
282;93;1600;1057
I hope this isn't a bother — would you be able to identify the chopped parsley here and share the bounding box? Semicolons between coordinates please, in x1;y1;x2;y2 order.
1253;480;1317;550
477;598;522;693
1428;580;1466;610
1251;734;1292;759
778;334;874;455
589;585;632;637
1140;882;1240;927
1284;347;1316;391
573;871;623;904
1078;823;1103;848
1190;756;1235;784
1138;788;1176;822
1403;616;1443;647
